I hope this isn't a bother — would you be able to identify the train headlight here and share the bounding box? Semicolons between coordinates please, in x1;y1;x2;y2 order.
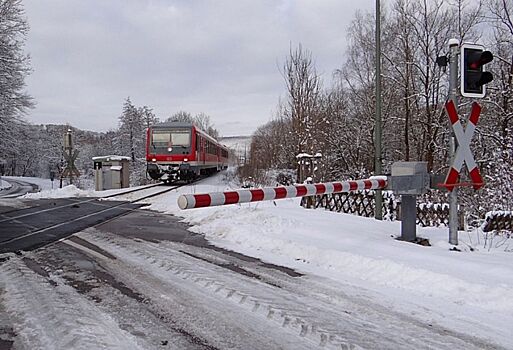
183;158;188;162
167;147;173;152
151;158;156;162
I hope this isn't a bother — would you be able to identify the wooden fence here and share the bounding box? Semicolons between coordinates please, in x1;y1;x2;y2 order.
481;211;513;233
304;191;464;229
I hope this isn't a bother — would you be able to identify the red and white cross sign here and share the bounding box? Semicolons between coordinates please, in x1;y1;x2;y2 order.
444;100;484;191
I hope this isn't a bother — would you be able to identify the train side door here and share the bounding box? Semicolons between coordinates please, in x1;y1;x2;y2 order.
195;134;200;162
200;137;205;164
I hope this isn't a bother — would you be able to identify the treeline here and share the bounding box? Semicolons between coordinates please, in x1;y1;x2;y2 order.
0;94;219;186
245;0;512;216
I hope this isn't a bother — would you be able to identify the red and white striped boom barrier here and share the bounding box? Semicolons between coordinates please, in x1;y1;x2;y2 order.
177;178;387;210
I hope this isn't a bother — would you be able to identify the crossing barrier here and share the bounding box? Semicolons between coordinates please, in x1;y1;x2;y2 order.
177;178;387;210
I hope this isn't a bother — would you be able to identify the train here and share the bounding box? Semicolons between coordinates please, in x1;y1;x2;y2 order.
146;122;229;183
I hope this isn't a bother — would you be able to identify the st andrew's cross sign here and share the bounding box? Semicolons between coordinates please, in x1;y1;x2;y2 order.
61;149;80;178
444;100;484;191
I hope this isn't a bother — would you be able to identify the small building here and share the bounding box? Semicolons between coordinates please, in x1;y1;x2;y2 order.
92;155;130;191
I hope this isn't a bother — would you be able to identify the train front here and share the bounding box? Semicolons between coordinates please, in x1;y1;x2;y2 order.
146;123;197;183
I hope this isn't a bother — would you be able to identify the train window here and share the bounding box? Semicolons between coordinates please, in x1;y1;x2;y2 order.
170;130;190;146
152;131;170;147
152;129;190;147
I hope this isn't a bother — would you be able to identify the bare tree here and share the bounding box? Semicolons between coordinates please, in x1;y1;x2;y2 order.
166;111;220;139
282;44;322;181
166;111;193;123
194;112;220;139
334;10;382;176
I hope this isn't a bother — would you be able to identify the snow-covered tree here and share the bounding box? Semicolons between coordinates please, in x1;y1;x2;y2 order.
140;105;159;129
0;0;33;169
116;97;145;162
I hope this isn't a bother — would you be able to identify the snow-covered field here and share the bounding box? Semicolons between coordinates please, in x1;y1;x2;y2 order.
4;173;513;348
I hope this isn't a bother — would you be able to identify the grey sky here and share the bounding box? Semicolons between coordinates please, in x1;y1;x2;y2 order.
23;0;373;137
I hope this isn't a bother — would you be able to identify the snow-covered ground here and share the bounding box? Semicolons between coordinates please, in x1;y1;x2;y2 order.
0;178;12;190
5;176;54;191
5;173;513;348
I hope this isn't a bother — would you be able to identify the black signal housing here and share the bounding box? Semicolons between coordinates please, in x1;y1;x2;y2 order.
461;43;493;98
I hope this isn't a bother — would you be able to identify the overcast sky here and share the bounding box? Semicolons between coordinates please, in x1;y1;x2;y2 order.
23;0;374;137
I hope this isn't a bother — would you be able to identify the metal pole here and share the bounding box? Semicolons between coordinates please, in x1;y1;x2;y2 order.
69;146;73;185
374;0;383;220
400;194;417;242
448;39;459;245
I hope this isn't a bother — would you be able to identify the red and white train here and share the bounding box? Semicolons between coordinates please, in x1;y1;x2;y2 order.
146;122;229;182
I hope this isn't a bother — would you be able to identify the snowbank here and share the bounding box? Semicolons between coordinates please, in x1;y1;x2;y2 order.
20;185;95;199
0;179;12;190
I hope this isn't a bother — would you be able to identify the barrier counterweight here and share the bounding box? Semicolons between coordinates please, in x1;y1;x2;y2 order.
177;178;387;210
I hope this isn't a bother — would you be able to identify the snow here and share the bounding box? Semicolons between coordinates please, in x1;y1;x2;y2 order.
3;176;54;191
5;173;513;348
143;174;513;348
0;178;12;190
20;185;94;199
92;155;131;161
296;152;322;159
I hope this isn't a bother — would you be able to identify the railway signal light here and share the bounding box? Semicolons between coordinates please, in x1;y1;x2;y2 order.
460;43;493;98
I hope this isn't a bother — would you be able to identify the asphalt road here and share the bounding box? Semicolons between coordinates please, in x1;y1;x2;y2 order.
0;198;143;253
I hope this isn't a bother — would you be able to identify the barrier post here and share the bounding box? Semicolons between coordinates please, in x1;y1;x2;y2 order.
389;162;430;242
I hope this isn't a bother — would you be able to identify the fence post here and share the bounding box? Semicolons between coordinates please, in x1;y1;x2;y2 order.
458;204;466;231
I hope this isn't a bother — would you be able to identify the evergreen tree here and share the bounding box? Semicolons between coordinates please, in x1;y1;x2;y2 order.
116;97;145;161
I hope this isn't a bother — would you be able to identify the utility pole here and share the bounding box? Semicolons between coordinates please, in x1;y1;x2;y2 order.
374;0;383;220
448;38;460;245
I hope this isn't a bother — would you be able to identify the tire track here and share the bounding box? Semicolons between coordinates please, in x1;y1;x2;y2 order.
77;230;499;350
0;255;146;350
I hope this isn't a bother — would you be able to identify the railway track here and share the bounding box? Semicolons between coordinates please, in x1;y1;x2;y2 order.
0;182;183;254
101;182;181;203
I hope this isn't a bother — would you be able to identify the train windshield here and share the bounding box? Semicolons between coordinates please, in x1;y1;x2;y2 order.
152;129;191;147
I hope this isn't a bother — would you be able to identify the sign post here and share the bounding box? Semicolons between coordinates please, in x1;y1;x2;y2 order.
447;38;460;245
443;100;484;245
50;170;55;189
